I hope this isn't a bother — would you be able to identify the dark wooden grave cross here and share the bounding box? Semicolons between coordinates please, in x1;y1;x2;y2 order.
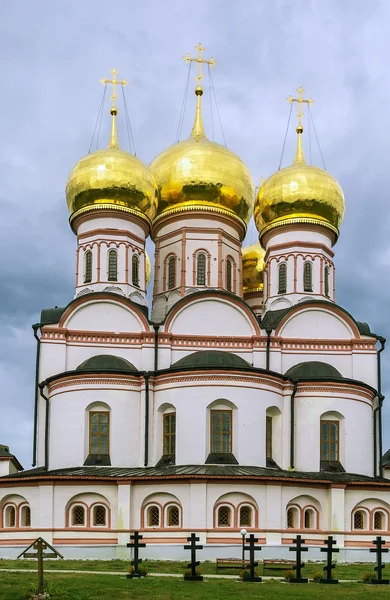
243;533;262;582
320;535;339;584
184;533;203;580
127;531;146;577
289;534;308;583
370;536;389;584
17;537;63;595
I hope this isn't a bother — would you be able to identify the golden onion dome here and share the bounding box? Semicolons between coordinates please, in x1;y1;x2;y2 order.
150;86;255;230
254;124;345;244
242;242;265;295
66;107;158;230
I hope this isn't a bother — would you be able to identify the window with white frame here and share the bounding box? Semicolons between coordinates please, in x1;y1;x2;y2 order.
71;505;86;526
84;250;93;283
4;505;16;528
147;505;160;527
197;253;206;286
217;505;231;527
92;505;107;526
20;505;31;527
108;249;118;281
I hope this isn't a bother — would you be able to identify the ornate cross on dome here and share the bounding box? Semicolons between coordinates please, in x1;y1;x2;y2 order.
183;43;216;89
287;86;314;128
100;67;128;150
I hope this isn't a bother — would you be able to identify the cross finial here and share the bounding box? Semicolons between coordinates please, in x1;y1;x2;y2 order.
183;42;216;90
100;67;128;149
287;86;314;129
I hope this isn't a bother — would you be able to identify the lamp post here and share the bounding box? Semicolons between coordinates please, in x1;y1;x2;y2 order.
240;528;248;563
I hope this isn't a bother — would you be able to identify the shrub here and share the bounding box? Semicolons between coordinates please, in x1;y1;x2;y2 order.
184;567;201;578
128;564;147;577
283;569;296;580
312;571;325;582
239;568;261;580
362;572;377;583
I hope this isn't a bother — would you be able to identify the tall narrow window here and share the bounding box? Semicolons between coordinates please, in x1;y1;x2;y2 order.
266;416;272;459
304;509;314;529
167;506;180;527
148;506;160;527
84;250;92;283
226;258;233;292
324;265;330;297
93;505;107;526
218;506;231;527
353;510;364;530
374;511;384;530
197;253;206;286
211;410;232;453
132;255;140;287
108;249;118;281
5;506;16;527
287;507;296;528
278;263;287;294
20;506;31;527
168;256;176;290
320;420;339;461
239;506;252;527
303;262;312;292
163;413;176;456
72;506;85;526
89;412;109;455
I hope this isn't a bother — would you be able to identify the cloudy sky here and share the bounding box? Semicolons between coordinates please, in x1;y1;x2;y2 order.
1;0;389;469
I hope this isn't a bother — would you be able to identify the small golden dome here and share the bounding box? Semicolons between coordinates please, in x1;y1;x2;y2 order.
150;87;254;230
242;242;265;295
66;107;157;230
254;126;345;244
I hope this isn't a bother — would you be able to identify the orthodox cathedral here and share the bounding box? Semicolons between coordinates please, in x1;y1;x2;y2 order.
1;48;390;560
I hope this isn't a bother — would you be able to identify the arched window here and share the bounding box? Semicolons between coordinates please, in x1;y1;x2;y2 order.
353;510;365;530
226;258;233;292
239;506;252;527
20;505;31;527
163;412;176;457
217;506;231;527
278;263;287;294
168;256;176;290
167;505;180;527
304;508;315;529
93;505;106;526
197;253;206;286
132;255;140;287
211;410;232;453
89;412;109;455
72;505;85;526
147;506;160;527
108;249;118;281
84;250;92;283
374;511;385;530
266;416;272;459
303;261;312;292
4;505;16;528
320;420;339;461
287;507;298;528
324;265;330;297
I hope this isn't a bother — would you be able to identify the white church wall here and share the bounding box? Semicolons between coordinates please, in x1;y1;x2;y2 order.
278;308;355;340
53;486;117;529
63;300;146;333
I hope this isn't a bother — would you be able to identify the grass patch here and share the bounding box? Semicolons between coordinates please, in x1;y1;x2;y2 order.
1;572;390;600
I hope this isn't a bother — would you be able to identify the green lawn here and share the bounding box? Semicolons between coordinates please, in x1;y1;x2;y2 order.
1;572;390;600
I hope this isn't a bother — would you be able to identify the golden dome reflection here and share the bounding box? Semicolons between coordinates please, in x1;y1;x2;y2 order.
254;125;345;244
242;242;265;295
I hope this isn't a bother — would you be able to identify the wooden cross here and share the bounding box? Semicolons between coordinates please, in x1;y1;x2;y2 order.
100;67;128;111
370;536;389;584
289;534;308;583
184;533;203;579
286;86;314;128
243;533;262;581
320;535;339;584
127;531;146;578
17;537;63;595
183;43;216;87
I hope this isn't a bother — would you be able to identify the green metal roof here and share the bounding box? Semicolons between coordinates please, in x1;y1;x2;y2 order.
76;355;137;372
285;361;343;379
171;350;252;370
40;307;66;325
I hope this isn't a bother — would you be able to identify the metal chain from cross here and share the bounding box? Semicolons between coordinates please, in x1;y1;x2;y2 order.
127;531;146;578
370;536;389;584
17;537;63;595
243;533;262;582
183;42;216;89
100;67;128;112
286;86;314;128
320;535;339;584
289;534;308;583
184;533;203;580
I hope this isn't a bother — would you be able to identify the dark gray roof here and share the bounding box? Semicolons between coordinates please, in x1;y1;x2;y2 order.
382;449;390;467
0;445;23;471
76;355;137;372
285;361;343;379
2;464;388;485
171;350;252;370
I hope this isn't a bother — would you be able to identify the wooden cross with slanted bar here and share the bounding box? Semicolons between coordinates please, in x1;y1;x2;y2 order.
17;537;63;595
287;86;314;128
183;43;216;88
101;67;128;111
